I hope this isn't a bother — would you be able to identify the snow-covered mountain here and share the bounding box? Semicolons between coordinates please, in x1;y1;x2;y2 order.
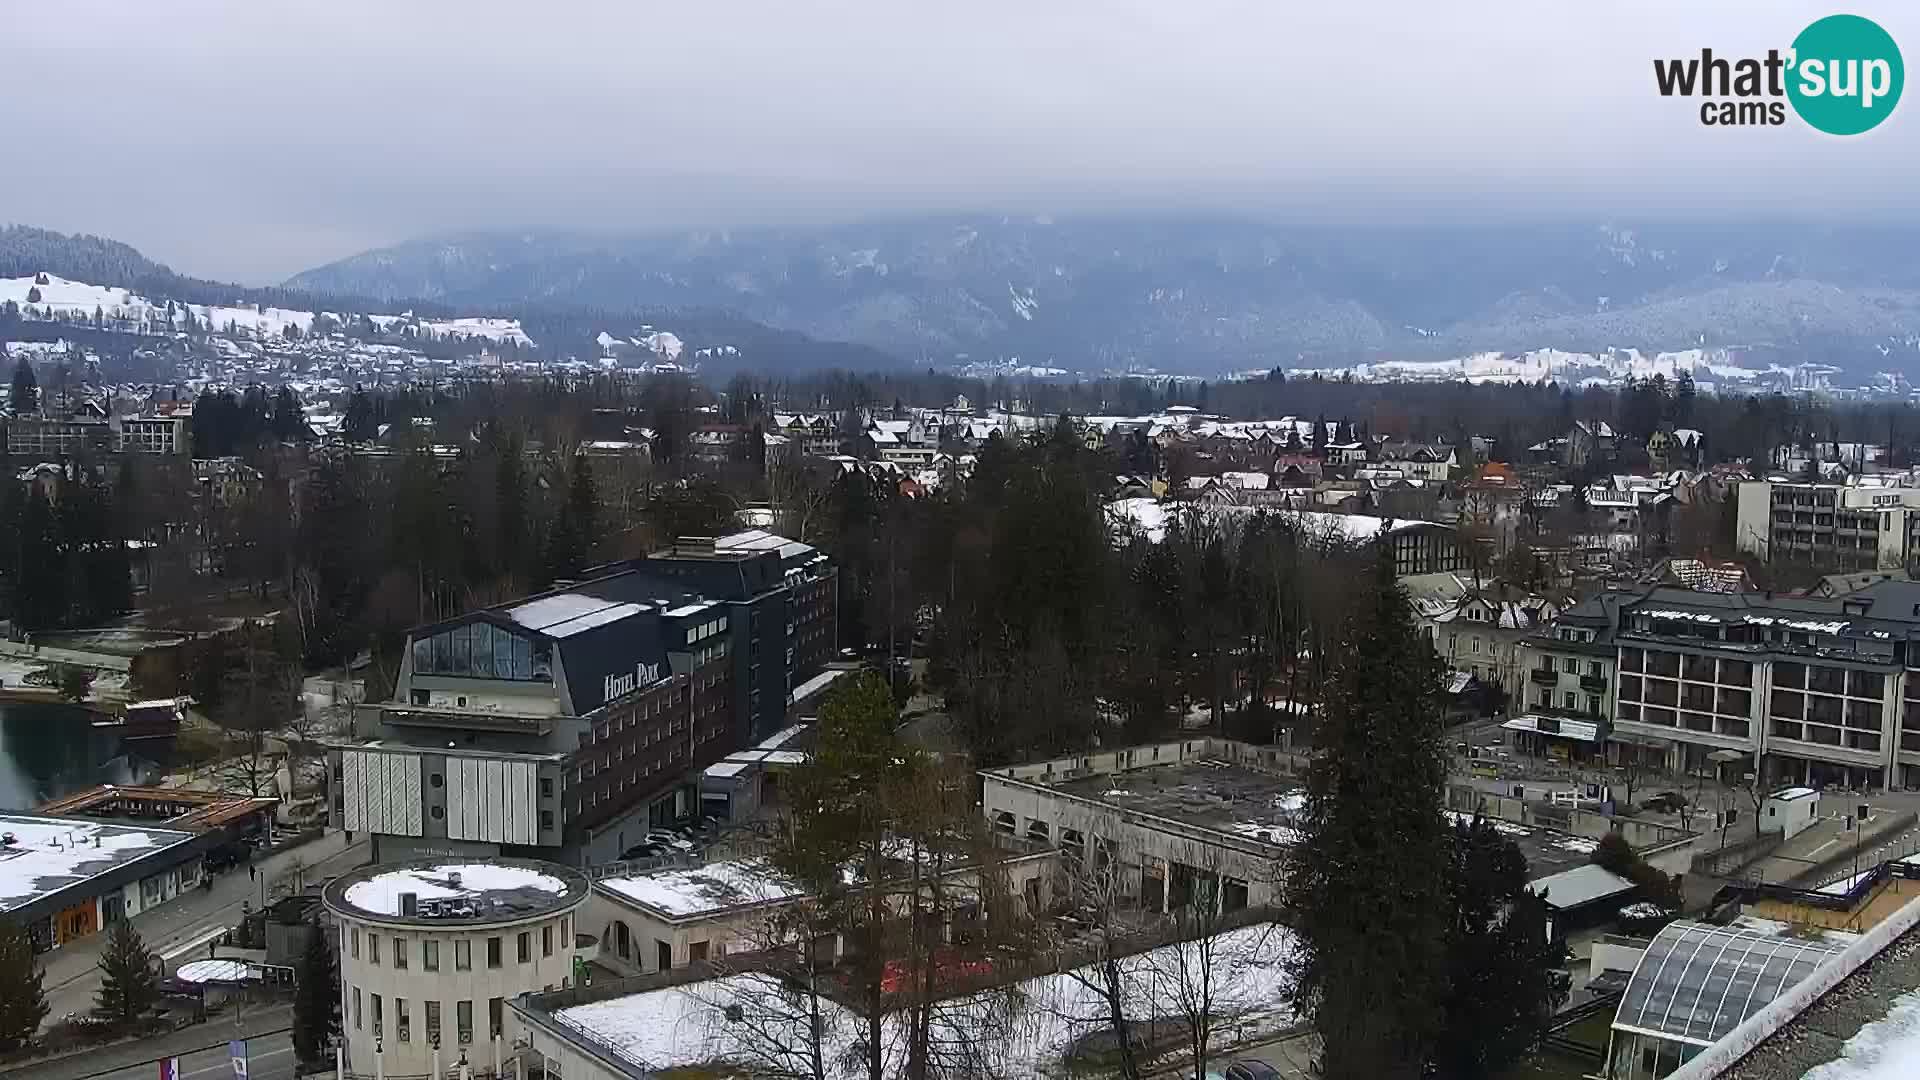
287;219;1920;377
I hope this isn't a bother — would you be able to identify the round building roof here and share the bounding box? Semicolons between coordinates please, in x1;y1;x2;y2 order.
323;858;590;928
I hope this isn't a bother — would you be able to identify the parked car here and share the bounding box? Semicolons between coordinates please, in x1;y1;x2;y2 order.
618;843;664;861
1222;1062;1283;1080
645;831;695;852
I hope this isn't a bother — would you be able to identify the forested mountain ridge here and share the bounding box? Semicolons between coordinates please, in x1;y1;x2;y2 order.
286;218;1920;376
0;225;900;373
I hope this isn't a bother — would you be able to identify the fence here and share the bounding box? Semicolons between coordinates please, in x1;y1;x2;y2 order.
1690;828;1783;878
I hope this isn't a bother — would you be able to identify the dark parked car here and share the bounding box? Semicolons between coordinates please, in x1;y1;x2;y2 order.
1223;1062;1283;1080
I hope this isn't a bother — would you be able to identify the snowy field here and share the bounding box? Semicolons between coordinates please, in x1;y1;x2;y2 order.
554;923;1296;1078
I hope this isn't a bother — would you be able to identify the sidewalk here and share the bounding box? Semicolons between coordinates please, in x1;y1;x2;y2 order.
0;1006;290;1080
38;831;364;1027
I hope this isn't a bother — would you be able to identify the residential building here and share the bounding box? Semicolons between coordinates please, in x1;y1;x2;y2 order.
1734;480;1920;571
1378;441;1457;483
1519;589;1644;764
1608;579;1920;790
118;413;190;455
1564;420;1618;469
5;414;115;457
323;859;592;1077
1406;573;1559;698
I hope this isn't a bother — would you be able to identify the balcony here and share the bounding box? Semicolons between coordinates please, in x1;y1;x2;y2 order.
1579;674;1607;692
1530;668;1559;686
382;706;556;736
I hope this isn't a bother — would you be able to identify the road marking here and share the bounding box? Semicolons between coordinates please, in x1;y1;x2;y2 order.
160;926;230;960
179;1045;292;1080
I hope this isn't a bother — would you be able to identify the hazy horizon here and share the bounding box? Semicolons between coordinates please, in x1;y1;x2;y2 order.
4;0;1915;284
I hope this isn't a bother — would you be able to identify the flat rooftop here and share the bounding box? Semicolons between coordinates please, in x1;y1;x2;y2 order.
1722;917;1920;1080
1441;811;1603;881
0;813;197;912
597;858;805;922
1052;759;1307;845
324;858;589;925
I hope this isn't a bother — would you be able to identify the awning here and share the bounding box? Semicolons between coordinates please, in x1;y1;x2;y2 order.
1503;714;1601;743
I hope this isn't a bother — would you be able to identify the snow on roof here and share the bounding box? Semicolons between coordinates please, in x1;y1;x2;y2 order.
1771;787;1819;802
663;601;716;618
755;724;808;751
0;814;195;912
1798;987;1920;1080
597;859;805;919
788;667;847;705
701;761;752;779
507;594;646;637
340;864;568;917
1528;864;1636;910
175;959;251;984
548;923;1295;1077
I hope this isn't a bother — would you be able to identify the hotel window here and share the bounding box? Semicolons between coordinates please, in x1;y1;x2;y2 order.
457;1000;473;1044
393;936;408;969
423;940;439;971
455;939;471;971
426;1000;441;1045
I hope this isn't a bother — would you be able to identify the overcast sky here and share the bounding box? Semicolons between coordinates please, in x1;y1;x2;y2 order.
3;0;1915;283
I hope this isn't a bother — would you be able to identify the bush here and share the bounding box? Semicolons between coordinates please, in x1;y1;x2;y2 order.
1593;832;1682;909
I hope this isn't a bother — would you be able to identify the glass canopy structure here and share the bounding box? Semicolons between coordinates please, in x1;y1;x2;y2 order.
1605;920;1846;1080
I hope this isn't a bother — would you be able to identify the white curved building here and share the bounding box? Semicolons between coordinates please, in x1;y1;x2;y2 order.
323;859;592;1077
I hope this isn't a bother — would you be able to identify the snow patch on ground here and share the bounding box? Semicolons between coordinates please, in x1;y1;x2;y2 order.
555;923;1296;1078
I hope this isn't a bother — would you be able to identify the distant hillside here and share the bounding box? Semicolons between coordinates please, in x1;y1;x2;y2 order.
287;219;1920;376
0;226;900;373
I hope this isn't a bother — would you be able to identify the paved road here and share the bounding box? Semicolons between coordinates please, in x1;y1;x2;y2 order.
102;1032;297;1080
39;833;366;1028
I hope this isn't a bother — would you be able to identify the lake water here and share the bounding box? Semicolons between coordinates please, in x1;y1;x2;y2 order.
0;700;171;810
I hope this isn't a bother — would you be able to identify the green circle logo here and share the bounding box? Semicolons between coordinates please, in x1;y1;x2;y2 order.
1788;14;1903;135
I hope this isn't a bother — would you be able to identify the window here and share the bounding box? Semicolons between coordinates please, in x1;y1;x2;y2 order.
393;937;408;969
457;1000;473;1044
422;939;439;971
426;1000;441;1045
543;925;554;957
1564;692;1577;710
397;998;411;1042
351;929;360;959
1563;657;1578;675
353;988;362;1031
541;810;554;831
430;773;444;788
487;936;502;969
489;997;504;1039
369;934;380;965
540;778;554;798
518;931;531;963
1587;661;1602;679
455;938;471;970
372;993;383;1039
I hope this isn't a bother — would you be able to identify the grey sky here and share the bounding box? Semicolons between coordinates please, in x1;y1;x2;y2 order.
3;0;1915;283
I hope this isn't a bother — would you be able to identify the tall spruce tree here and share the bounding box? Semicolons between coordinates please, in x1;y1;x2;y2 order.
8;359;36;415
0;921;48;1050
1433;816;1571;1078
94;920;158;1025
292;921;341;1062
1285;543;1451;1080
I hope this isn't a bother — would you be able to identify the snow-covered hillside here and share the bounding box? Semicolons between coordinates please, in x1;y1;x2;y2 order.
1282;346;1832;391
0;273;532;346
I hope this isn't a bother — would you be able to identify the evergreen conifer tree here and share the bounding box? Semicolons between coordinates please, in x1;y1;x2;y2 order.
8;359;36;415
292;922;340;1062
1285;543;1451;1080
0;921;48;1050
1433;816;1572;1078
94;920;158;1025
